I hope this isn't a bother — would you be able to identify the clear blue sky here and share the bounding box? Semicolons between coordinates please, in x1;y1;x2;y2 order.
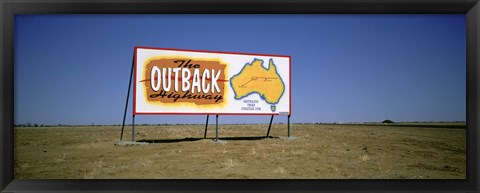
14;14;466;125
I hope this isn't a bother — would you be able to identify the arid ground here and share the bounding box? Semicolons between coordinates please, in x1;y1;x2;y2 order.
14;123;466;179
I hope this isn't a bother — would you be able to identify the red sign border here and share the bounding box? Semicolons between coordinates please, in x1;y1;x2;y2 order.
133;46;292;116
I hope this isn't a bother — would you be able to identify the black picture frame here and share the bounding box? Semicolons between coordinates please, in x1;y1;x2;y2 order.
1;0;478;192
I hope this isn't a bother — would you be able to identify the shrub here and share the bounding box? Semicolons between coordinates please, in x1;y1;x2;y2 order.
382;119;394;123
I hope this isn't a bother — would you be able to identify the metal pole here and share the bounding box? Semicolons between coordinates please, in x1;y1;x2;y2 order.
120;55;135;141
266;115;274;137
204;115;209;138
288;115;291;138
132;114;135;142
216;115;219;143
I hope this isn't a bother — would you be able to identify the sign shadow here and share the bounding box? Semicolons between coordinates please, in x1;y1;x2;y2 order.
137;136;279;144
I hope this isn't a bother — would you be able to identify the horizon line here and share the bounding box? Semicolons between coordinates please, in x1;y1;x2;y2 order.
14;121;466;127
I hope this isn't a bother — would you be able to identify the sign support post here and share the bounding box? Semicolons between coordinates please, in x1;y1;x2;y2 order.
204;115;209;138
288;115;291;138
266;115;274;137
120;55;135;141
215;115;219;143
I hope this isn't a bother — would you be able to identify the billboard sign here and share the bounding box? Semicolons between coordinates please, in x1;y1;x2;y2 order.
134;47;291;115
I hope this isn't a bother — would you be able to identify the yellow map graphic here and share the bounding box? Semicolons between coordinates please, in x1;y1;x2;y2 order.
230;59;285;112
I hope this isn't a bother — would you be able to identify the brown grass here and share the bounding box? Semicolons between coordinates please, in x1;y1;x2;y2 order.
14;124;466;179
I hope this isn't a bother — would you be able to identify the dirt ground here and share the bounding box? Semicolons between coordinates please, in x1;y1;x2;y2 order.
14;123;466;179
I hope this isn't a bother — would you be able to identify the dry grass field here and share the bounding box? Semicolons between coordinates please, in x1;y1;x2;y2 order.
14;123;466;179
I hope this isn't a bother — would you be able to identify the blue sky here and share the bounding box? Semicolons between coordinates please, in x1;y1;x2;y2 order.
14;14;466;125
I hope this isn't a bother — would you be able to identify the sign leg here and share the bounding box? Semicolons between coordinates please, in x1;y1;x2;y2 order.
204;115;209;138
132;114;135;142
266;115;274;137
287;115;291;138
120;55;135;141
216;115;219;143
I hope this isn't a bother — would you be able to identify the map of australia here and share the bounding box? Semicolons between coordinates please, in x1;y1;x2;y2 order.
230;58;285;112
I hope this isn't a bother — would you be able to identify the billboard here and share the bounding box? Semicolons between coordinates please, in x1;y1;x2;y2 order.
134;47;291;115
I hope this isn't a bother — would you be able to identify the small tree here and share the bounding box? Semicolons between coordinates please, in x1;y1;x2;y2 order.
382;119;394;124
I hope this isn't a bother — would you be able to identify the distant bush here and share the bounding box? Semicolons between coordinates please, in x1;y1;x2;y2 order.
382;119;394;123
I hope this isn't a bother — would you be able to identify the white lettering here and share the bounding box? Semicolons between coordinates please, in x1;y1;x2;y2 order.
162;68;171;92
172;68;181;92
181;68;191;92
150;67;221;94
211;69;221;93
191;69;201;93
202;69;210;93
151;66;161;92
